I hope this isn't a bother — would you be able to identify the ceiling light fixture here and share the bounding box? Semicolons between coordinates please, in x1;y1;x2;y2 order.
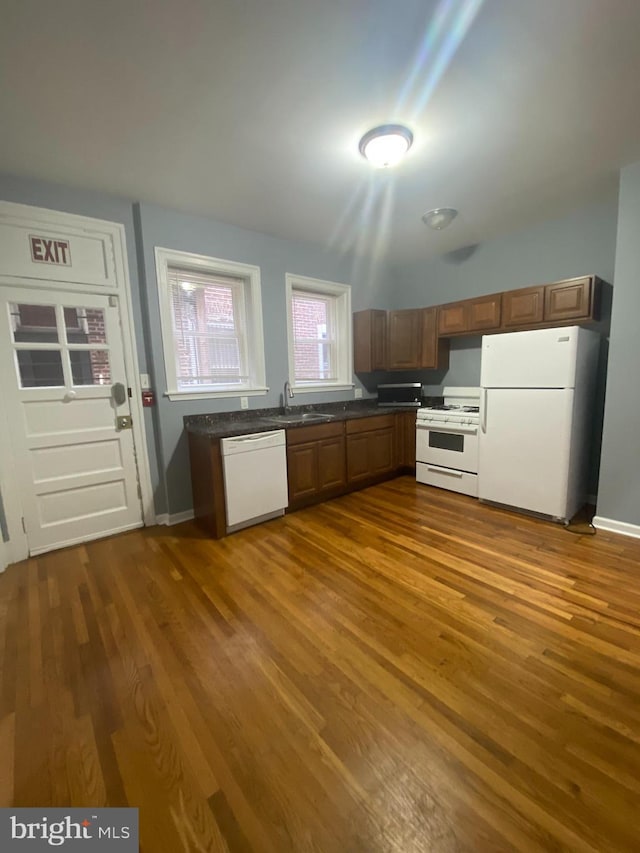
359;124;413;168
422;208;458;230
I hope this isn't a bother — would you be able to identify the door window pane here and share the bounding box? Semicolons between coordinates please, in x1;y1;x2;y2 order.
64;307;107;344
10;303;59;343
16;350;64;387
70;350;111;385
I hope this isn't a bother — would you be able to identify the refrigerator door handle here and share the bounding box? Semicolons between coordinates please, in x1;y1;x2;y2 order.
481;389;488;433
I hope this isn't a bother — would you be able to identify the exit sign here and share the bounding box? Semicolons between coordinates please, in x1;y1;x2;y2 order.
29;235;72;266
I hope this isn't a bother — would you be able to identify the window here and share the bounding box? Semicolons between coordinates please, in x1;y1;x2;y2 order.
286;274;352;392
155;248;267;400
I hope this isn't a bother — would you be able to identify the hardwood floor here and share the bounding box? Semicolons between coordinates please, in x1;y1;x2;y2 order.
1;477;640;852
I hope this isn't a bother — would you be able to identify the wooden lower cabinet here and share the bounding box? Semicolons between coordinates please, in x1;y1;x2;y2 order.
188;432;227;539
396;410;417;469
346;414;396;485
190;412;415;537
286;422;346;510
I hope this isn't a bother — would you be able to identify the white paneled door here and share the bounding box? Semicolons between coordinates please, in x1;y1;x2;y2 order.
0;286;143;555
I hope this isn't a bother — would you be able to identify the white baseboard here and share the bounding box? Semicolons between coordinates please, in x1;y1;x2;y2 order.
155;509;195;526
592;516;640;540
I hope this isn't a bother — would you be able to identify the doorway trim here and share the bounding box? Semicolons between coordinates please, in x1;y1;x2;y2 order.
0;201;155;563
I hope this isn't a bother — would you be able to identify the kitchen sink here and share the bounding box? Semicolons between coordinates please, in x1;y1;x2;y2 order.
260;412;336;426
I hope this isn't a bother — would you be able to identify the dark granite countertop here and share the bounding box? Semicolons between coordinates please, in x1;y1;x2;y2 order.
184;398;439;439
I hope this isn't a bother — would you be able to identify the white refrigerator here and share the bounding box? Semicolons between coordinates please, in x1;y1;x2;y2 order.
478;325;599;521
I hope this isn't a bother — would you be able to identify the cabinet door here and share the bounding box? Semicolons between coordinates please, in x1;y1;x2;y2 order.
369;428;395;475
346;434;370;483
371;311;387;369
353;309;387;372
544;277;592;322
287;442;318;501
396;411;417;468
387;309;421;369
438;303;467;336
420;307;449;369
468;294;501;331
502;286;544;328
318;436;346;491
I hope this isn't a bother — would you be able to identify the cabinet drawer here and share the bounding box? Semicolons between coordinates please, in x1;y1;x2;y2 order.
416;463;478;497
286;421;344;445
346;414;395;435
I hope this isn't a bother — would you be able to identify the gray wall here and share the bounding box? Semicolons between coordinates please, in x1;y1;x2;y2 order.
596;162;640;527
389;197;618;309
135;201;390;517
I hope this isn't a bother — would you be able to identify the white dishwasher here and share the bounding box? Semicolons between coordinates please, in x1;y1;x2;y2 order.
220;430;288;533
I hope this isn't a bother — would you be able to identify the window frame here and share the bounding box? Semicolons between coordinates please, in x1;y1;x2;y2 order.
155;247;267;401
285;273;353;393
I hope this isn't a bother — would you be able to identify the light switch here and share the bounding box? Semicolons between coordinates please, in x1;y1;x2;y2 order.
140;373;151;390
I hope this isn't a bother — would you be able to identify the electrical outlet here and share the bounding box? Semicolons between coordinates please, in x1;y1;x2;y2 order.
354;388;363;399
240;396;249;410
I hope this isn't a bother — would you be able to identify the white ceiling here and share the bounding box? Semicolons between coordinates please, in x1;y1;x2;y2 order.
1;0;639;262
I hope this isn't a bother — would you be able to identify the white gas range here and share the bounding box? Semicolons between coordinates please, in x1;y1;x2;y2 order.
416;386;480;497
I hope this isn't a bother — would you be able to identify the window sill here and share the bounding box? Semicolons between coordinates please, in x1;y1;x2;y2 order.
291;383;354;394
165;387;268;402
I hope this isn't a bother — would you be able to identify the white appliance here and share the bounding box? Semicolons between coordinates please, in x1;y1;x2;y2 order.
221;430;288;532
479;325;599;521
416;387;481;497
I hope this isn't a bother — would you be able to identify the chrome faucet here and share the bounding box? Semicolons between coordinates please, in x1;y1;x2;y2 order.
283;380;294;414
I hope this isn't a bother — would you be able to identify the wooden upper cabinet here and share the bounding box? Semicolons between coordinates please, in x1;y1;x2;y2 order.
387;309;422;370
356;276;601;370
353;309;387;372
438;302;467;336
544;276;593;323
438;294;501;336
421;307;449;370
502;286;544;328
468;294;501;332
